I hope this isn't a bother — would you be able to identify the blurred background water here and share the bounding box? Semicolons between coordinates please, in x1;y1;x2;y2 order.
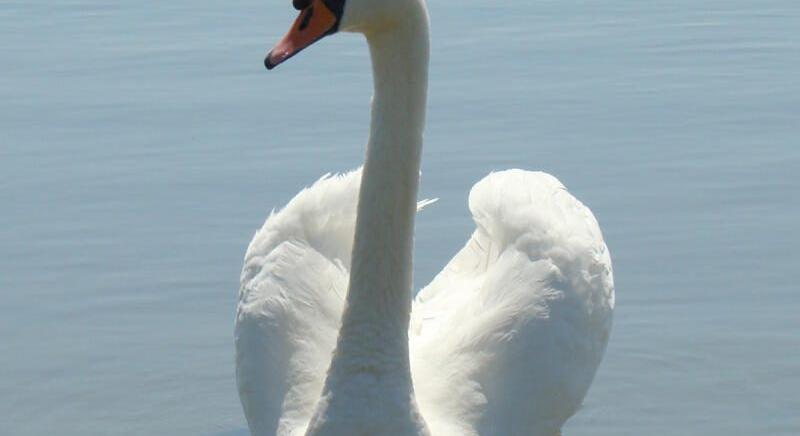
2;0;799;435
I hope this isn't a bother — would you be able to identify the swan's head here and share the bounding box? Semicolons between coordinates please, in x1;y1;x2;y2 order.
265;0;420;69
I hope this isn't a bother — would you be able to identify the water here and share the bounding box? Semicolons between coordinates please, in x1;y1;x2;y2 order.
2;0;798;434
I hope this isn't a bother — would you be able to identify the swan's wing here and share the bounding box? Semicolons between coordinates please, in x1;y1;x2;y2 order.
235;170;361;436
411;170;615;436
236;168;435;436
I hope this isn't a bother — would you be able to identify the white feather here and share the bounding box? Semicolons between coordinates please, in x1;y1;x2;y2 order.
410;170;614;436
236;169;614;436
236;170;360;435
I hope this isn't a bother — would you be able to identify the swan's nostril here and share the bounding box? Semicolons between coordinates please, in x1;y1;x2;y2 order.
293;0;311;11
298;6;314;31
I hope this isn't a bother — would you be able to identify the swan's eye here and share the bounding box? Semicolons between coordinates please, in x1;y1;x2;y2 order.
293;0;311;10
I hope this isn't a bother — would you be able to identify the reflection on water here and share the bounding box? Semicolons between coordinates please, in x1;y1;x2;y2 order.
2;0;799;435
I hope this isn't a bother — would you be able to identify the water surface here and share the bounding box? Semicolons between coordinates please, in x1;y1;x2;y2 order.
2;0;799;434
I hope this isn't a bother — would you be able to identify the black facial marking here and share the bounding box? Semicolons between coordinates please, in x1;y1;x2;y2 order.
321;0;345;22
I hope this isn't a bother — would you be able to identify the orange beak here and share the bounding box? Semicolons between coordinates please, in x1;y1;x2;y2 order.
265;0;341;69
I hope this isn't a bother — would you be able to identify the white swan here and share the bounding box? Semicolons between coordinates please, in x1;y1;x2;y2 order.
235;0;614;434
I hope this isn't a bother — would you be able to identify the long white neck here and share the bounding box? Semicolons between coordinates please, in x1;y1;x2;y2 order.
328;2;429;383
304;6;432;435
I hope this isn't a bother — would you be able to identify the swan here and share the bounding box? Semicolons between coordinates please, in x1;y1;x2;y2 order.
235;0;615;434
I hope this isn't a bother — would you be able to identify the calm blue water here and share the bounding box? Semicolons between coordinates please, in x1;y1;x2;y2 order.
2;0;799;434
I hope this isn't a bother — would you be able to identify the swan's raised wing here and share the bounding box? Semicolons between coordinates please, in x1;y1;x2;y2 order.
236;169;435;436
411;170;615;436
235;171;362;436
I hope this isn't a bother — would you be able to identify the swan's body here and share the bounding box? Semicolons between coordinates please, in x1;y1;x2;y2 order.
236;0;614;434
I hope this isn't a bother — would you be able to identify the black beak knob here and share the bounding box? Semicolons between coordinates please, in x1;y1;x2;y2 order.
293;0;311;10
